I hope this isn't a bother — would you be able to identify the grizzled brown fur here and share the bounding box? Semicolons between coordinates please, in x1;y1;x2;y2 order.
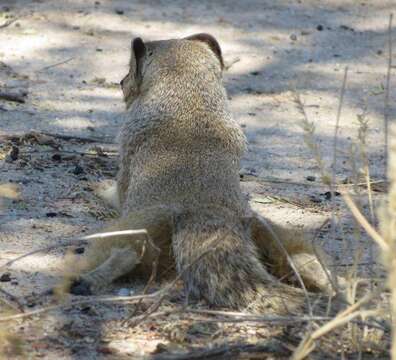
70;34;341;313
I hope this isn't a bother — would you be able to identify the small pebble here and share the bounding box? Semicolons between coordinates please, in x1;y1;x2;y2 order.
115;8;124;15
240;168;257;176
74;247;85;254
340;25;354;32
316;24;323;31
117;288;130;297
52;153;62;161
46;212;58;218
306;175;316;182
73;164;84;175
0;273;11;282
290;33;297;41
309;195;322;203
322;191;341;200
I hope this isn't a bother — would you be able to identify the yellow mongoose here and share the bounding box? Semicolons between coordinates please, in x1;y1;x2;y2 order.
70;34;339;313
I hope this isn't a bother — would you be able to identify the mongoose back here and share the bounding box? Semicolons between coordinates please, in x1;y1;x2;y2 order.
69;34;341;314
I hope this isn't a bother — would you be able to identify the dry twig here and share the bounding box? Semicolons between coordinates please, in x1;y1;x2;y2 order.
255;216;314;321
384;13;393;175
0;17;18;29
0;229;148;271
151;340;290;360
328;66;349;292
342;192;388;253
39;131;116;144
38;57;75;72
0;287;24;313
292;291;380;360
0;131;115;145
0;91;26;103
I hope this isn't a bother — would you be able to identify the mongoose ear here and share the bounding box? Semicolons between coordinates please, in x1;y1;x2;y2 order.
132;37;146;85
184;33;224;70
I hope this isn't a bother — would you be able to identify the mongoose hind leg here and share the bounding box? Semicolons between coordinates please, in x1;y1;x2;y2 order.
69;206;174;295
71;247;139;295
250;212;343;295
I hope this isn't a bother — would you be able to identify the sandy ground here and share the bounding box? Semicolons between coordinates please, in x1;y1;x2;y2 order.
0;0;394;358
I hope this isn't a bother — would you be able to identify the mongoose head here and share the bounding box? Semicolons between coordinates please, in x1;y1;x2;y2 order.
120;33;224;108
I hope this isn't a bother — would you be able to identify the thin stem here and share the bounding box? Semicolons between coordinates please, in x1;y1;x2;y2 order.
384;13;393;178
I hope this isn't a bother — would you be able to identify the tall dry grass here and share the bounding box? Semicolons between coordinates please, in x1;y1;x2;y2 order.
379;128;396;358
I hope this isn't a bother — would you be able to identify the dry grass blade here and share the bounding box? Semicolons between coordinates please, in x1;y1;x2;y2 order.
0;287;24;313
151;340;290;360
357;107;376;286
0;249;212;324
37;57;74;72
293;309;380;360
294;91;330;185
342;191;388;252
185;309;330;323
292;291;379;360
0;17;18;29
380;125;396;358
327;66;349;294
331;66;348;194
0;229;148;271
0;91;26;103
0;292;161;322
254;216;313;320
125;249;213;328
384;13;393;174
122;234;160;324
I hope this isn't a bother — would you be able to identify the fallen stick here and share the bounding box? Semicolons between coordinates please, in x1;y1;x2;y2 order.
0;131;116;145
0;229;148;271
151;340;290;360
0;287;24;313
0;91;26;103
0;293;159;322
241;174;387;190
0;18;18;29
39;131;116;144
38;57;75;72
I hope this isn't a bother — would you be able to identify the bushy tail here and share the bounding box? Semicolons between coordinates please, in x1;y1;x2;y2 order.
172;211;305;314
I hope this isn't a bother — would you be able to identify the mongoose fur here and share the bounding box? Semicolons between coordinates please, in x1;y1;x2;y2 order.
69;34;341;314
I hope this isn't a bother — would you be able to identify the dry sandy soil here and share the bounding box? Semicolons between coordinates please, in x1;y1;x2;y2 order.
0;0;394;359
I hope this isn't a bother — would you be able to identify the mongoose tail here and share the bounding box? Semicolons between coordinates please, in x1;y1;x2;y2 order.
172;209;305;314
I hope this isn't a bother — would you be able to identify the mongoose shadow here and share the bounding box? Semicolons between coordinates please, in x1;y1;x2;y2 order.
69;33;344;314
